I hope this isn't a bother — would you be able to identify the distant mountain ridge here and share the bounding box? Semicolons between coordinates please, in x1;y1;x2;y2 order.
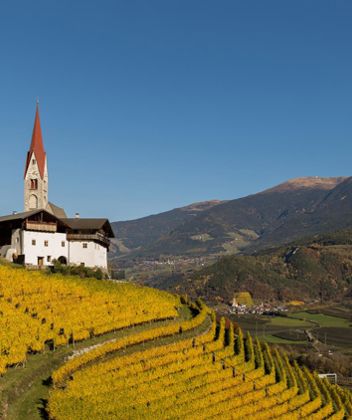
111;176;352;259
263;176;346;192
110;200;224;257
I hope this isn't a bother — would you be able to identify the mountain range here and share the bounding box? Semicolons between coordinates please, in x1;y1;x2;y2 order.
111;176;352;260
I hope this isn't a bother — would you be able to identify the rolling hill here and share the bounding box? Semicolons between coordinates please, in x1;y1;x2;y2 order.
150;230;352;304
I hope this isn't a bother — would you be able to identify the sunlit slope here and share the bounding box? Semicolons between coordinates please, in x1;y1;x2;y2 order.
49;310;352;419
0;264;179;374
1;263;351;419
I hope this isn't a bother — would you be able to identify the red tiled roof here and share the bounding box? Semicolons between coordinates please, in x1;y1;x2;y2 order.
24;104;46;179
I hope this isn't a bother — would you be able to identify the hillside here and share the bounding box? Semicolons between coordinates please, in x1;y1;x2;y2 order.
2;263;351;419
249;177;352;252
110;200;223;257
150;230;352;304
111;176;352;260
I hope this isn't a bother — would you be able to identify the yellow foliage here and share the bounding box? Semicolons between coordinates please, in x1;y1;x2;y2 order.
0;265;179;374
288;300;305;306
1;264;350;419
48;313;351;420
233;291;253;306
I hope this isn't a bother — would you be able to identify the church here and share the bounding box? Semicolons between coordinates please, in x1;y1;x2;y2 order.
0;104;114;270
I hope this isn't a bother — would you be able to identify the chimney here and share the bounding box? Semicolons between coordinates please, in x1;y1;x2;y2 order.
75;213;80;219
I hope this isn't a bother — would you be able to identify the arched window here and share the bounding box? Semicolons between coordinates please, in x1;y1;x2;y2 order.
29;194;38;209
30;179;38;190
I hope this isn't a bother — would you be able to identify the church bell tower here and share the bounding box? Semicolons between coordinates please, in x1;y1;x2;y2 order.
24;103;49;211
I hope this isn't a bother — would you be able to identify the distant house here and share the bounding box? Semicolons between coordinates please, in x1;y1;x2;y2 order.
0;104;114;270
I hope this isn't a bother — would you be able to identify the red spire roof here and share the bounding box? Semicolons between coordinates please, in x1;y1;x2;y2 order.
24;104;47;179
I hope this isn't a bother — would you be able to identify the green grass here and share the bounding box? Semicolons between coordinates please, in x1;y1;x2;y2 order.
266;316;313;328
314;303;352;321
235;310;352;350
232;314;311;347
260;334;306;344
290;311;351;328
233;315;311;331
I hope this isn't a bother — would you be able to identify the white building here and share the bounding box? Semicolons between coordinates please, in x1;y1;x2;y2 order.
0;104;114;270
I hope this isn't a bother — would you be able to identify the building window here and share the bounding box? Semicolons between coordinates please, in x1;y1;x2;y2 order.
44;240;49;247
61;241;65;247
83;243;88;249
32;159;36;165
30;179;38;190
47;256;51;262
32;239;36;246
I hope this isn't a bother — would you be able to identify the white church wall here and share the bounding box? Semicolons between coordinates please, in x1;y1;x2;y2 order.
68;241;107;269
22;230;68;266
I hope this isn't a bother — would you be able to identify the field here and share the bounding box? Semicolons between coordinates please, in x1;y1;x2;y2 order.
233;305;352;350
290;312;351;328
268;316;313;328
1;263;352;419
316;328;352;349
233;315;312;344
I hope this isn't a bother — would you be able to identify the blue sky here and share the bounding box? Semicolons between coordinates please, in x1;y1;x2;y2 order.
0;1;351;220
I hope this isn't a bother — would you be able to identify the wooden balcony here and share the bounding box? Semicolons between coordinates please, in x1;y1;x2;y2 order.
66;232;110;248
25;220;57;233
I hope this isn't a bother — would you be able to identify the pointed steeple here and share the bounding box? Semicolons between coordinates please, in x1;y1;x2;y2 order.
24;102;47;179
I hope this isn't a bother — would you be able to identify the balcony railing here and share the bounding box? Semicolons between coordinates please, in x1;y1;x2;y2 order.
25;221;57;233
66;232;111;248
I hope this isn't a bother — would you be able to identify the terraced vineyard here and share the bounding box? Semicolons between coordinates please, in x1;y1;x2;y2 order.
0;263;351;419
49;308;352;419
0;264;179;375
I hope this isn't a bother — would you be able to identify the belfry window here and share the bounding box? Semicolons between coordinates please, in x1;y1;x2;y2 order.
30;179;38;190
